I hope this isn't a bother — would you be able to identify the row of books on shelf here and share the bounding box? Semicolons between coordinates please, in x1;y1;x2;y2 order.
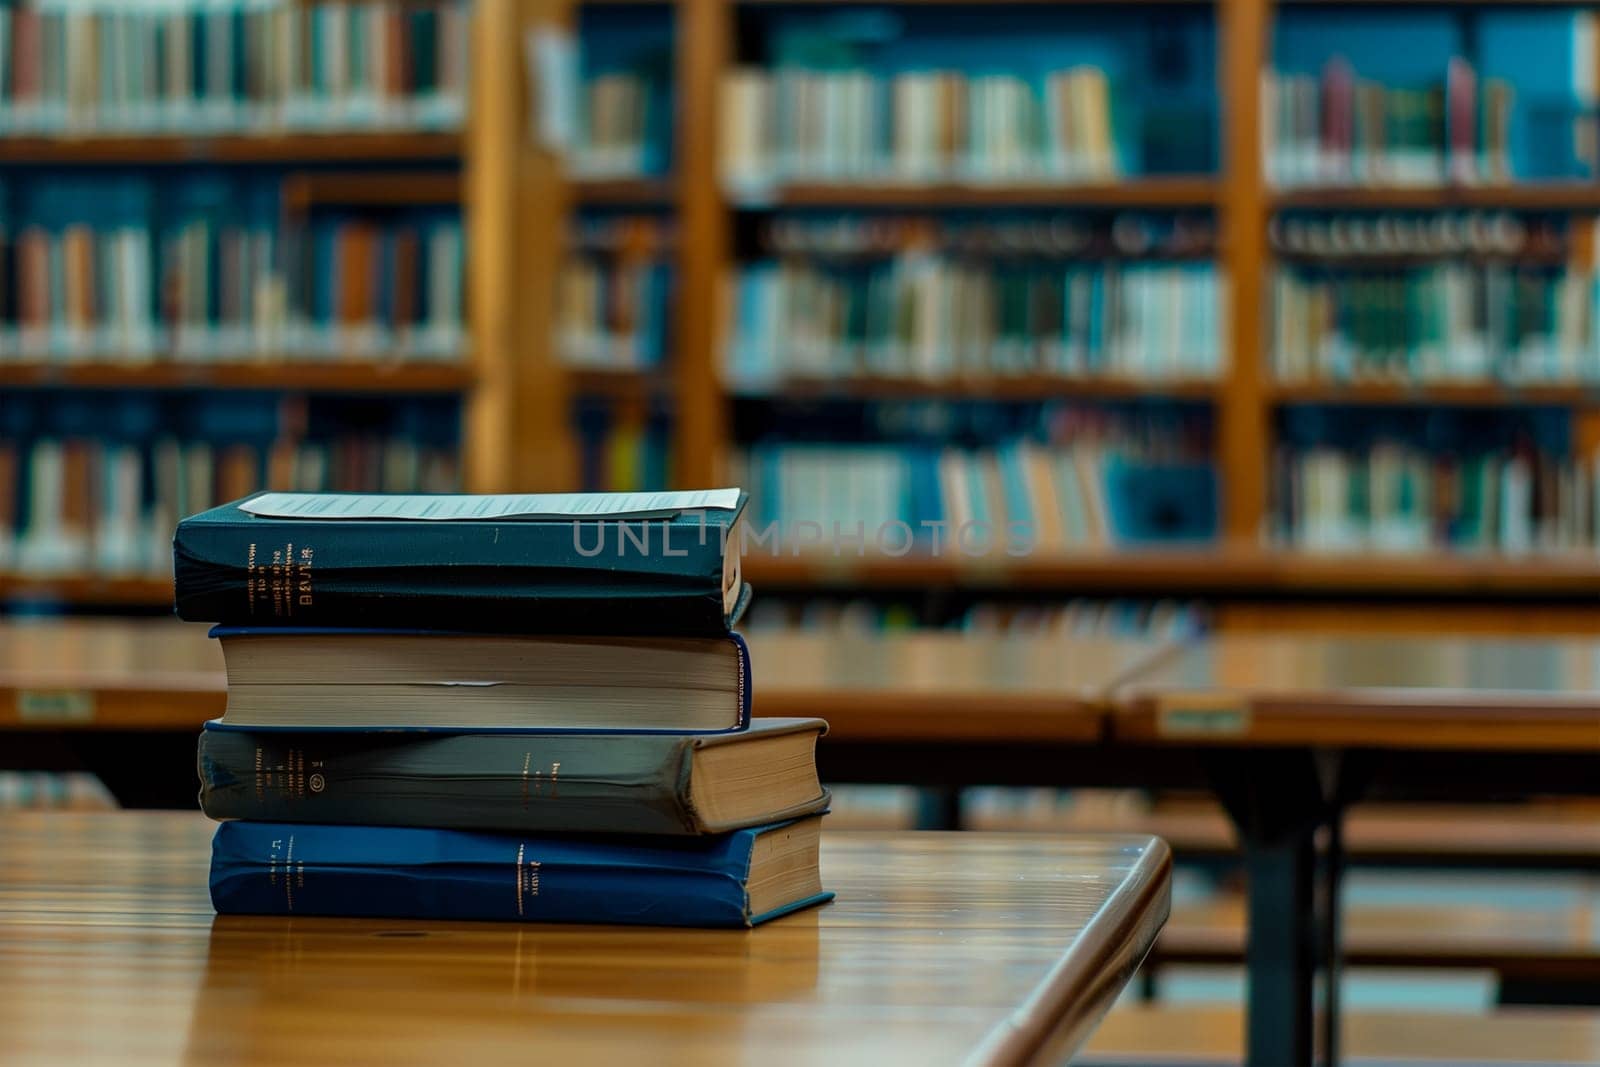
742;597;1204;637
827;787;1158;834
761;213;1216;261
734;413;1215;553
570;70;671;180
0;772;116;812
1270;211;1567;262
573;400;671;494
1;398;459;577
0;177;465;362
0;0;467;136
1274;439;1597;553
559;252;671;371
1271;264;1600;385
1264;60;1515;189
724;260;1224;388
721;67;1131;188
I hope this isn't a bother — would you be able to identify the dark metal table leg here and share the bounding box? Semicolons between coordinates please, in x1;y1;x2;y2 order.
1319;806;1345;1067
1206;750;1330;1067
915;785;964;830
1243;821;1317;1065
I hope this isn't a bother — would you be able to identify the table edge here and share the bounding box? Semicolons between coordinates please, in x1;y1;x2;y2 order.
963;835;1173;1067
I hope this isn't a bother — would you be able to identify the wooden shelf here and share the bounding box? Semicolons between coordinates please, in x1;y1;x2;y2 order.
744;547;1600;598
732;177;1219;209
1270;381;1600;408
15;550;1600;608
283;173;461;214
0;575;172;607
0;362;475;393
5;131;462;164
738;0;1210;5
573;176;679;206
1273;183;1600;210
1273;250;1569;268
729;374;1221;403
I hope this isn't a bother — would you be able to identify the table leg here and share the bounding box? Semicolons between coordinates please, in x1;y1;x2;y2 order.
1319;808;1345;1067
1205;750;1332;1067
1242;821;1317;1065
915;785;963;830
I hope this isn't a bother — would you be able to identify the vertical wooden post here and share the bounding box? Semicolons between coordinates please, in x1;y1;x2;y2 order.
1219;0;1271;543
1571;34;1600;532
465;0;574;493
674;0;732;489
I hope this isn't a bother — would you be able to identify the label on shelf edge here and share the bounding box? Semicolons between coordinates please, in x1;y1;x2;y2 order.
17;690;95;724
1155;693;1250;738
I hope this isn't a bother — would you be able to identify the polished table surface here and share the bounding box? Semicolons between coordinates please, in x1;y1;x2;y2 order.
1113;633;1600;750
745;631;1170;740
0;620;1171;742
0;812;1170;1067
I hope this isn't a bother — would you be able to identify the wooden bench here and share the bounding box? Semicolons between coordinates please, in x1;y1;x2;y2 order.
1081;1004;1600;1066
963;795;1600;870
1156;885;1600;992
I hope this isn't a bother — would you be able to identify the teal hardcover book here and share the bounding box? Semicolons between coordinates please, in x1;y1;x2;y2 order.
209;816;831;928
174;489;750;636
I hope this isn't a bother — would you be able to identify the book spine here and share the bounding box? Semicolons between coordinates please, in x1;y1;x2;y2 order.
172;514;730;634
197;727;704;835
208;820;758;927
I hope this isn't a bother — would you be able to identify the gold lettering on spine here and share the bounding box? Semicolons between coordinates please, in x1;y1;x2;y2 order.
295;545;314;608
284;835;295;911
263;542;314;617
524;759;562;800
515;845;541;917
515;844;525;915
246;542;258;615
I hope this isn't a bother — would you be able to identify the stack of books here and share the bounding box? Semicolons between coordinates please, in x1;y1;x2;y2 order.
174;489;834;928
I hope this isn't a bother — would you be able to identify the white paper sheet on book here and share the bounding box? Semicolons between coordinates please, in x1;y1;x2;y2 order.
238;490;742;521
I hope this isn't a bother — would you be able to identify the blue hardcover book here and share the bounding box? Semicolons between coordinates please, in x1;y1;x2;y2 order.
209;816;831;928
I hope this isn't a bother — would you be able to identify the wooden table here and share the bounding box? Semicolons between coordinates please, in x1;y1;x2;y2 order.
0;621;1168;742
1109;633;1600;1067
6;622;1600;1067
747;632;1169;742
1114;633;1600;751
0;812;1170;1067
0;622;1166;821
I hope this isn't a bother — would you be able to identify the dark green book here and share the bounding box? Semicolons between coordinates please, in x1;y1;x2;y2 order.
198;717;830;836
174;490;749;635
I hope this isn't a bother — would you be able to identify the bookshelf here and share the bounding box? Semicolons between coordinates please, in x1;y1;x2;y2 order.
0;364;474;393
14;0;1600;624
734;179;1220;209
